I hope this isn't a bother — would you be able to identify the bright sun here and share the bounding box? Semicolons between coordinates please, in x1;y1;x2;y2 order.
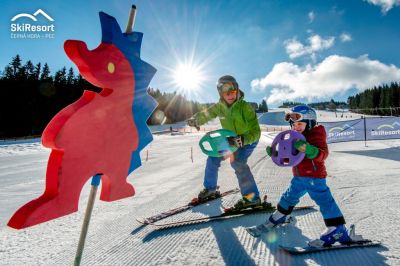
173;64;204;91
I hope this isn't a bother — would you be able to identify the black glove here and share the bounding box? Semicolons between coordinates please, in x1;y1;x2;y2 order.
227;135;244;148
187;118;200;131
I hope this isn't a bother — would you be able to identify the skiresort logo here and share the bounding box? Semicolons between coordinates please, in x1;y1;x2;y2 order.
328;124;355;138
371;122;400;137
10;9;55;39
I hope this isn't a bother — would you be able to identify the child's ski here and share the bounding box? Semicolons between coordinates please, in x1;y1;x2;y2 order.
136;188;240;224
280;240;381;254
245;216;297;237
245;205;317;237
146;205;314;229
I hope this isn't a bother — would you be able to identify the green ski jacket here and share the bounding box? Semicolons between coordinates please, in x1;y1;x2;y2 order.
194;91;261;145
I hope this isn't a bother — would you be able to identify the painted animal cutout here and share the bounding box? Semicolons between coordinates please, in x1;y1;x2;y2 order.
8;12;157;229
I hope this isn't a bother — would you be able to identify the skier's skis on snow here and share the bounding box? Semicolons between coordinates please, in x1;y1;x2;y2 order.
245;215;297;237
280;224;381;254
146;204;314;229
136;188;240;224
280;239;381;254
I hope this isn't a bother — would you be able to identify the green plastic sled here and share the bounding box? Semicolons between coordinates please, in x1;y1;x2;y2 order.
199;129;238;157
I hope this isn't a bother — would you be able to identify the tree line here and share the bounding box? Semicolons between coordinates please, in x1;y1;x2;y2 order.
0;55;101;138
146;90;268;123
5;54;396;138
0;54;274;138
348;82;400;116
280;100;348;111
280;82;400;117
147;88;210;124
0;55;207;138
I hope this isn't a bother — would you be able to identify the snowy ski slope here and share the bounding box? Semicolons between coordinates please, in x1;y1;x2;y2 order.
0;111;399;265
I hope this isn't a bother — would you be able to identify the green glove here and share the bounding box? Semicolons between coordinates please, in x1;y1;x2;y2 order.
294;140;319;159
266;146;273;157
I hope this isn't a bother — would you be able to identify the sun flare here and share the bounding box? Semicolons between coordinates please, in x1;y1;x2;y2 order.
172;63;204;91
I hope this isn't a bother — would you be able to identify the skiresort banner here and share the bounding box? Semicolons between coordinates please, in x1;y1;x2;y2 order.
320;117;400;143
320;119;365;143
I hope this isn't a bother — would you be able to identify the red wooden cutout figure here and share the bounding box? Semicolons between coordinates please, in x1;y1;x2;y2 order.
8;12;157;229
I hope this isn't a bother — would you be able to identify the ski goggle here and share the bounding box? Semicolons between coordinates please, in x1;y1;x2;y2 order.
284;112;303;122
218;83;237;96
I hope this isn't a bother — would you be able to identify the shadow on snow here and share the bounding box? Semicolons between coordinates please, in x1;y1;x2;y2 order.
335;147;400;162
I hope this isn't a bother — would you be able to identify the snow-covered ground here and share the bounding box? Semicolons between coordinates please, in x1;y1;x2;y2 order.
0;111;399;265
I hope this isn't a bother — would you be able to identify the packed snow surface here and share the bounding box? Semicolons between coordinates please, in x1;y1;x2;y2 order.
0;111;399;265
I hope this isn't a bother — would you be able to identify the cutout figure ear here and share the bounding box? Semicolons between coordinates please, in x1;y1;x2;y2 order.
99;12;143;59
100;12;123;44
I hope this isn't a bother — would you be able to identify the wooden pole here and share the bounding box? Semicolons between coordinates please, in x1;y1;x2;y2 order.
125;5;137;34
75;5;138;265
74;174;101;266
146;150;149;161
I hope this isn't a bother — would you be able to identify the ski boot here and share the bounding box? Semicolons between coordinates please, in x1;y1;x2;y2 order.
268;211;294;226
308;224;353;247
191;188;221;205
246;210;294;237
225;193;262;213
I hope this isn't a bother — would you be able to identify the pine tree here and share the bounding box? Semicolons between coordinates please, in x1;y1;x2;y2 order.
259;99;268;112
34;62;41;80
40;63;51;80
54;67;67;84
67;67;75;85
3;65;14;80
10;54;22;76
24;60;35;80
328;99;337;111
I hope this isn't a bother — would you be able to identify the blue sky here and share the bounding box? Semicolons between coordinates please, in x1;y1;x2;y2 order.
2;0;400;106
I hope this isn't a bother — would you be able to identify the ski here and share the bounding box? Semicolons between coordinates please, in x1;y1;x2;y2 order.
280;240;381;254
245;205;318;237
245;216;296;237
146;204;314;229
136;188;240;224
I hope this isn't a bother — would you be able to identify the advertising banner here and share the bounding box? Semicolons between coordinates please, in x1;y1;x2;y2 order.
320;119;365;144
321;117;400;143
366;117;400;140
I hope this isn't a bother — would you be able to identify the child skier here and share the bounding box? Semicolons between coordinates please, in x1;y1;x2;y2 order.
262;105;352;247
187;75;261;209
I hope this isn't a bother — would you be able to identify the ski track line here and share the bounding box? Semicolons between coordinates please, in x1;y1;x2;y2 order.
0;159;46;171
155;226;213;265
239;226;267;265
120;145;268;263
139;230;178;265
92;145;258;264
76;181;239;263
195;226;219;264
0;164;46;178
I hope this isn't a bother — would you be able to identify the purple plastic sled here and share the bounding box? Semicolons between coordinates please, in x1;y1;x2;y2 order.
271;130;306;167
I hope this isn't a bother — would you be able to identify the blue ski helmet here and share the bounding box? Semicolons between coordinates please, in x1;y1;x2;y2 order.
285;105;317;130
